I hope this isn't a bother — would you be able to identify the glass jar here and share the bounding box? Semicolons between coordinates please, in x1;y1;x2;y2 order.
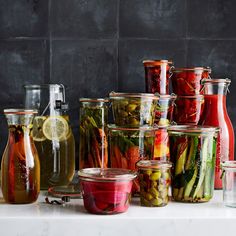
24;84;75;190
168;125;219;203
154;126;170;161
109;92;158;127
109;125;157;195
200;78;234;189
137;160;172;207
155;94;176;126
1;109;40;204
79;98;109;169
143;60;173;94
174;95;204;125
171;67;211;95
78;168;137;214
221;161;236;207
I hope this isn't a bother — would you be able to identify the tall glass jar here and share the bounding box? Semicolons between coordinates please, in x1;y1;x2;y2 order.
143;60;173;94
1;109;40;204
24;84;75;190
200;78;234;189
79;98;109;169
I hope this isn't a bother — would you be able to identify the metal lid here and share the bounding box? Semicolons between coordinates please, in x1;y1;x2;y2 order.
78;168;137;182
3;109;38;115
136;160;172;169
109;91;159;99
173;67;211;73
108;124;159;131
143;60;173;66
79;98;109;103
201;78;231;85
168;125;219;135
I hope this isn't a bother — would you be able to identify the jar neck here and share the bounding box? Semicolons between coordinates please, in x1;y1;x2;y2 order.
202;82;229;95
5;114;34;127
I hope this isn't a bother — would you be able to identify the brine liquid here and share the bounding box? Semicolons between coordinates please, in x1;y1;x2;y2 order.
1;126;40;204
35;131;75;190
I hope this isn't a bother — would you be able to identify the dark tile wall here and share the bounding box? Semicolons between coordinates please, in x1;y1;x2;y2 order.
0;0;236;162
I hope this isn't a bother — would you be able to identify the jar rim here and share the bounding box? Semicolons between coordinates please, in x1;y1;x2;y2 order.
201;78;231;84
3;109;38;115
136;160;172;169
176;95;204;99
173;67;211;73
109;91;159;100
79;98;109;103
78;168;137;182
143;59;173;66
108;124;159;131
168;125;219;134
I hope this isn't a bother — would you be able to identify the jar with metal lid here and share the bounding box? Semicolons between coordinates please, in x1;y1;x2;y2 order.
221;161;236;207
136;160;172;207
143;60;173;94
78;168;137;214
168;125;219;203
79;98;109;169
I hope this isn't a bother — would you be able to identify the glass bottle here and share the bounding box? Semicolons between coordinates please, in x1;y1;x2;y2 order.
200;78;234;189
24;84;75;190
1;109;40;204
79;98;109;169
143;59;173;94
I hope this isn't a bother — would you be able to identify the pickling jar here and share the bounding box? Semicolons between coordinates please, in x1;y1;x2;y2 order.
79;98;109;169
200;78;234;189
24;84;75;190
143;60;173;94
1;109;40;204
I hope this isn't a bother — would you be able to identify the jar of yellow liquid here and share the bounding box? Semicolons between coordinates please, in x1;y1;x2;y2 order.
24;84;75;190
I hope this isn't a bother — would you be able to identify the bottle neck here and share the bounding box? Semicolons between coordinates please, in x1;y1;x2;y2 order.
202;82;229;95
5;114;34;127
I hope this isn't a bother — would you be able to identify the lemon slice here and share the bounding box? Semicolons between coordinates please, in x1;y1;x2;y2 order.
32;116;47;142
42;116;69;141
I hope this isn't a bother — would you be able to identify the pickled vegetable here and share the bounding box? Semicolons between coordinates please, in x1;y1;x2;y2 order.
109;92;158;127
169;129;218;203
174;96;204;125
109;126;156;195
137;160;172;207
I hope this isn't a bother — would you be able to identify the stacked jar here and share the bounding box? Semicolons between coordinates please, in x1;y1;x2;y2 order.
143;60;176;161
171;67;211;125
109;92;159;195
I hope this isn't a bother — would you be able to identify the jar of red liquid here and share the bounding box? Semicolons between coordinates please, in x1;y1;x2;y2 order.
200;78;234;189
143;60;173;94
78;168;137;214
174;95;204;125
172;67;211;95
154;126;170;161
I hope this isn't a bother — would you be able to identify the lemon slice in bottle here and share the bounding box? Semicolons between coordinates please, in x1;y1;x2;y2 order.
32;116;47;142
42;116;69;141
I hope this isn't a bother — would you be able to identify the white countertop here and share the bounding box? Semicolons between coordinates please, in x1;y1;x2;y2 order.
0;190;235;236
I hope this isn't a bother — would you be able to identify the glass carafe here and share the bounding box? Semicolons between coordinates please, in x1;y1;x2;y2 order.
200;78;234;189
24;84;75;190
1;109;40;204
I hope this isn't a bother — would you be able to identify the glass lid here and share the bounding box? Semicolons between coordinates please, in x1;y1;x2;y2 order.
136;160;172;169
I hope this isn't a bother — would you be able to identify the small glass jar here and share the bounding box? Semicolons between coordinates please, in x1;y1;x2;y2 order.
168;125;219;203
143;60;173;94
221;161;236;207
78;168;137;214
154;94;176;126
79;98;109;169
109;92;158;127
174;95;204;125
171;67;211;95
154;126;170;161
136;160;172;207
109;125;157;195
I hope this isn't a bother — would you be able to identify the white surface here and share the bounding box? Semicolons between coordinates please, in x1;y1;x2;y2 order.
0;191;235;236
